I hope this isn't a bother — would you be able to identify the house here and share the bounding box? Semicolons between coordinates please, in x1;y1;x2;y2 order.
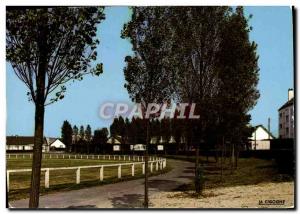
48;138;66;150
249;125;275;150
130;144;146;151
6;136;49;152
106;135;122;151
278;89;294;139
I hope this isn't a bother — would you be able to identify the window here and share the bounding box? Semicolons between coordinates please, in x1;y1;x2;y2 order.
279;113;282;118
286;115;289;122
286;127;289;135
279;124;282;129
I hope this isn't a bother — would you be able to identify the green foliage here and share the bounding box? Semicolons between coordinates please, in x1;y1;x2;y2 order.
61;120;73;150
6;7;105;105
122;6;259;146
79;125;85;139
121;7;175;105
93;128;109;144
85;125;92;142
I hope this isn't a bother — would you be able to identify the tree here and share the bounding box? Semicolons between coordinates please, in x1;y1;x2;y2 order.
85;125;92;141
72;125;79;152
6;7;105;207
164;6;231;193
85;125;92;153
121;7;173;207
79;125;85;140
216;6;259;172
61;120;73;152
93;128;108;153
73;125;79;142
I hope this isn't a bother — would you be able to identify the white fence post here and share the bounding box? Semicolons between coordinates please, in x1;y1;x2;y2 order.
109;155;110;160
6;171;9;192
160;161;163;170
100;166;103;181
129;156;130;161
142;163;145;174
118;165;121;179
124;156;126;161
156;161;159;171
76;168;80;184
119;156;121;161
45;169;50;188
150;162;153;173
131;164;135;176
114;155;116;160
8;154;10;159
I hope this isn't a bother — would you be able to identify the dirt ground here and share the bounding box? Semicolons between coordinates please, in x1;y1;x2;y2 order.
150;181;294;208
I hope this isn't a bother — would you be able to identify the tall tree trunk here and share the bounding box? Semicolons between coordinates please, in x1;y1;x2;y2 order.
230;142;234;174
220;136;224;182
195;119;202;194
144;119;149;208
235;143;239;169
29;21;47;208
29;102;45;208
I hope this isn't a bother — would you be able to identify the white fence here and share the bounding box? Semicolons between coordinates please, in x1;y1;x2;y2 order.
6;153;160;162
6;156;167;192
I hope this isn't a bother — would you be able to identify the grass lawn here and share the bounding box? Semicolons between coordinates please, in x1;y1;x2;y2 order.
165;155;294;192
7;156;171;201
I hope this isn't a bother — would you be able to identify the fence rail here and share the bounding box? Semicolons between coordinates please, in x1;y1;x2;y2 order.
6;153;160;162
6;156;167;192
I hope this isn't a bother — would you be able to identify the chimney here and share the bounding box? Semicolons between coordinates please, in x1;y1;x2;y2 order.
288;88;294;101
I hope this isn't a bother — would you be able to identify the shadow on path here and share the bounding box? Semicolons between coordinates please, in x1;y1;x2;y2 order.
111;194;144;208
67;205;97;208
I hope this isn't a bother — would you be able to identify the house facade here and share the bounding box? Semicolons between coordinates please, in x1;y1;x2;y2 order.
6;136;49;152
49;139;66;150
278;89;294;139
249;125;274;150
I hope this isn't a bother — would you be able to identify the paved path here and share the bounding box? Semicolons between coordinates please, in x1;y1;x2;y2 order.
10;159;194;208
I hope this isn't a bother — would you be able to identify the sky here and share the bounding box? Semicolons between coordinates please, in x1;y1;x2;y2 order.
6;6;294;137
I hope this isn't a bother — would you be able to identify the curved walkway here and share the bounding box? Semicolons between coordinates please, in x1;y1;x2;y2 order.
10;159;194;208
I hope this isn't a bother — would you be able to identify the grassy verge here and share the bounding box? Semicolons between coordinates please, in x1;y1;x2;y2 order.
165;155;294;192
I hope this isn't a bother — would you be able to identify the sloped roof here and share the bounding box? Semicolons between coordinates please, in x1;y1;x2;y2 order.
46;137;58;145
254;125;275;139
107;136;122;144
7;136;47;145
278;98;294;111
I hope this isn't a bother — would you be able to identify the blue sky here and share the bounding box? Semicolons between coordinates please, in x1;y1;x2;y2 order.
6;6;293;137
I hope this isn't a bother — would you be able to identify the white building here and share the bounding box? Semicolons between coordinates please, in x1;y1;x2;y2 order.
249;125;274;150
106;136;122;151
278;89;294;139
49;139;66;150
6;136;49;152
